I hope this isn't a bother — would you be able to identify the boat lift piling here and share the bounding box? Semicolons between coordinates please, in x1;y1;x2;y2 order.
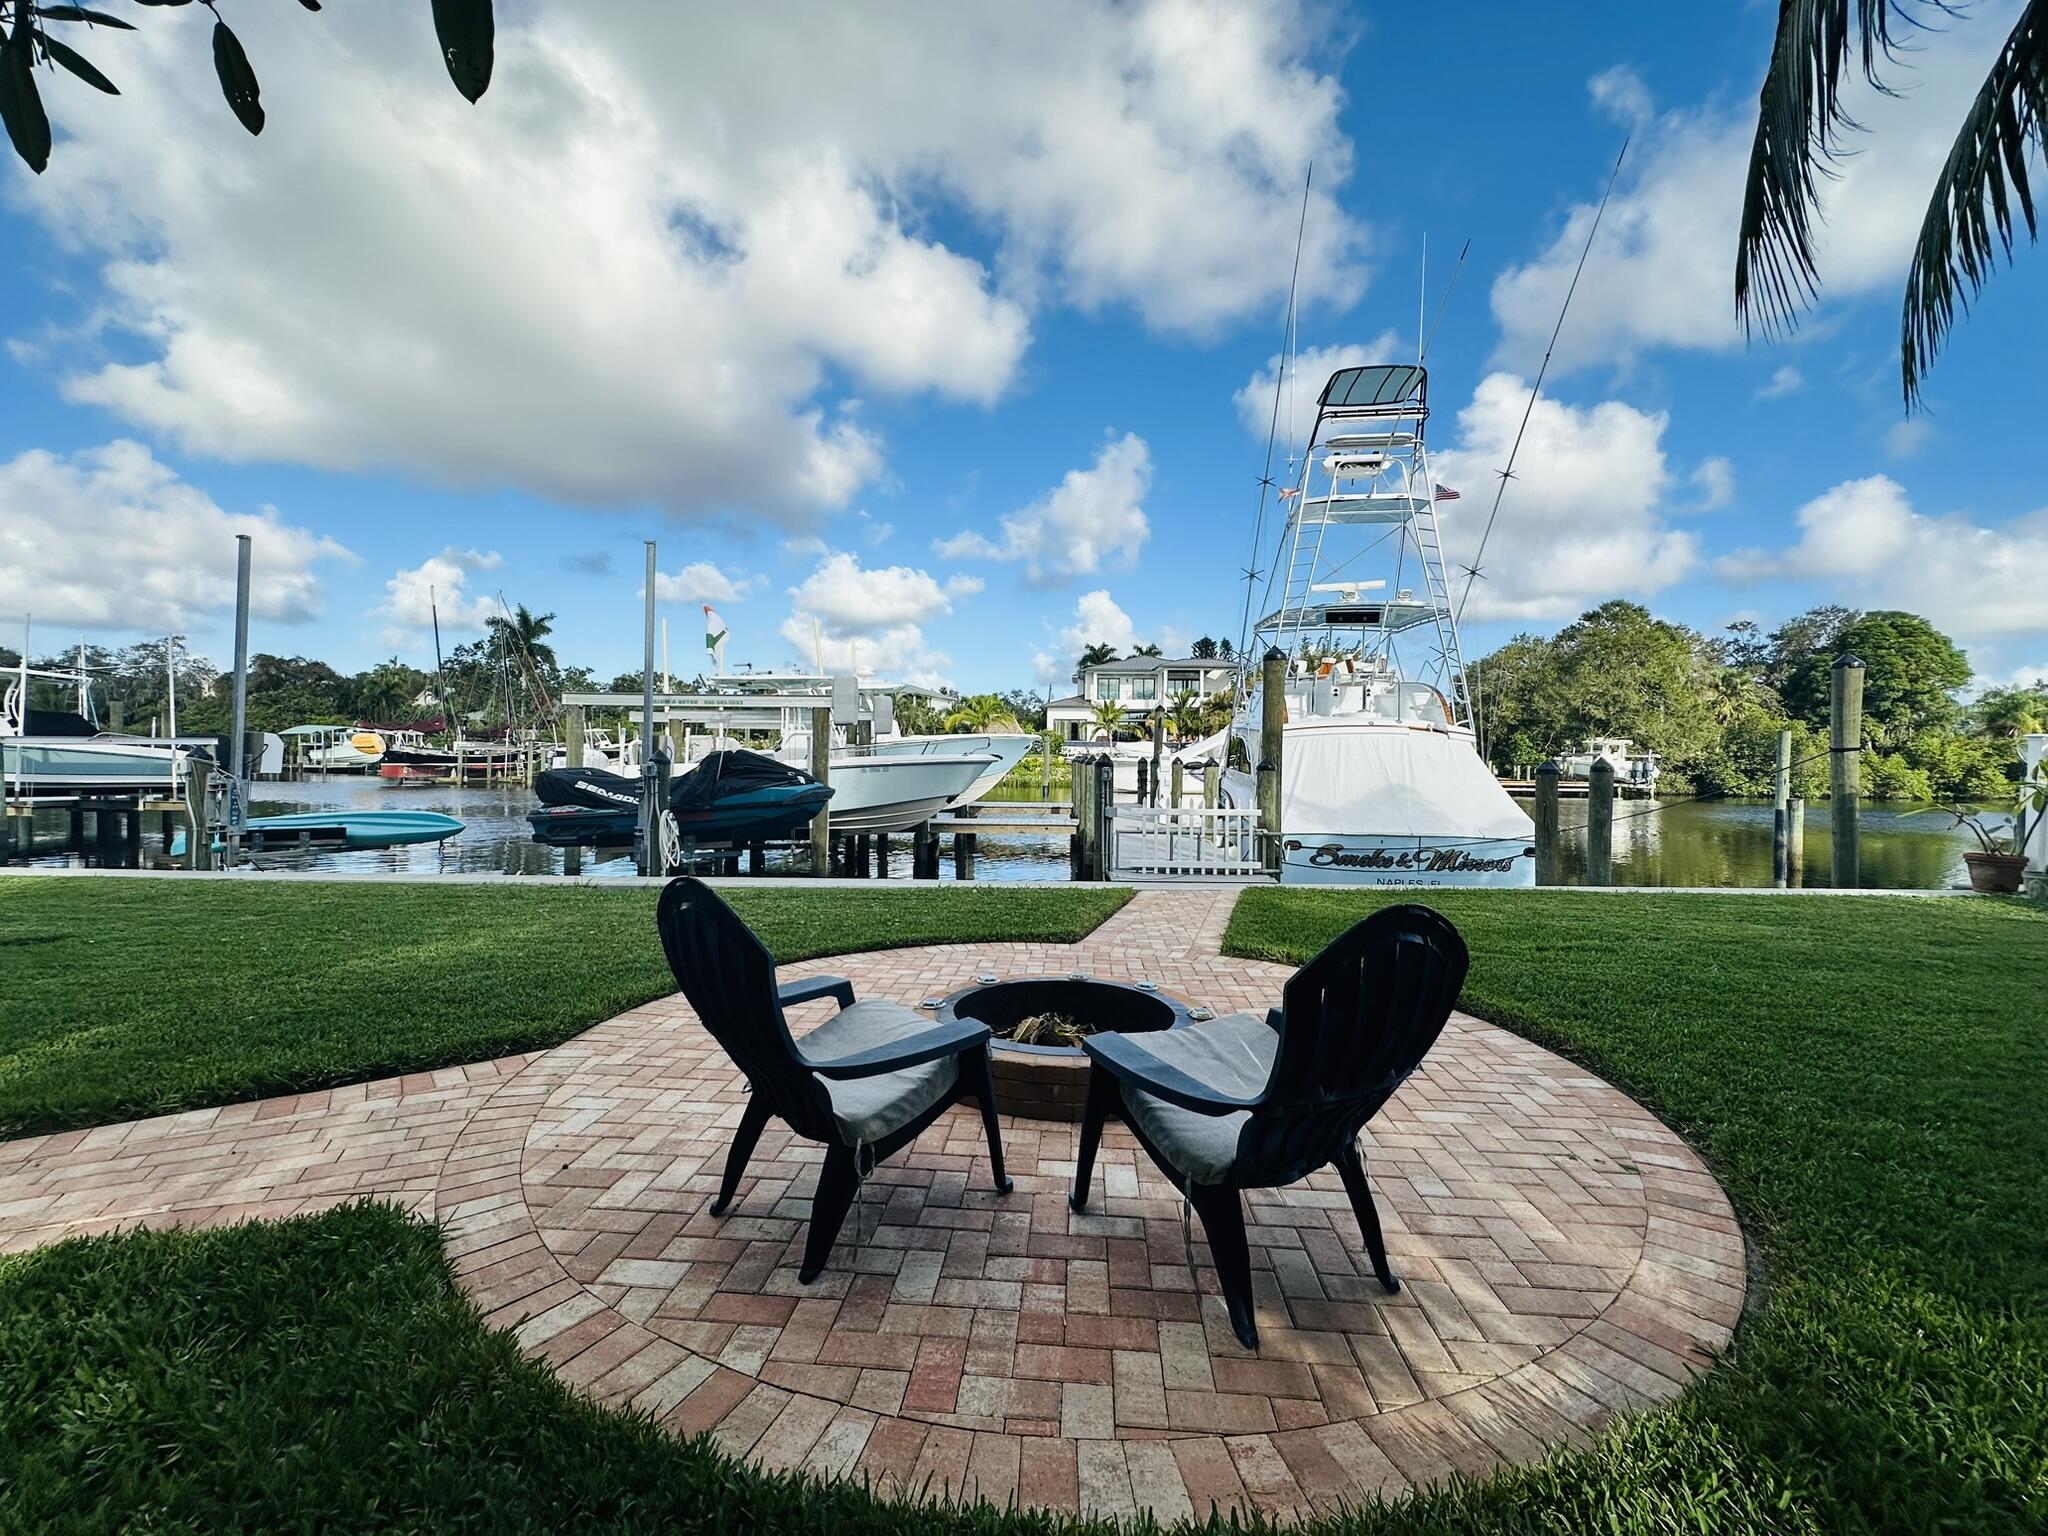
1772;728;1792;888
1831;654;1865;889
1258;649;1285;877
1532;762;1562;886
1586;758;1615;886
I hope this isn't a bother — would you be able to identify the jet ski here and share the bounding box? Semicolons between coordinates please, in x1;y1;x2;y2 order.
527;750;832;859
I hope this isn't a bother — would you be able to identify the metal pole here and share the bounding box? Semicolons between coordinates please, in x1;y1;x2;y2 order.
1533;761;1562;886
1830;654;1864;889
1586;757;1614;886
1772;728;1792;889
638;541;658;875
1788;796;1806;887
225;535;252;869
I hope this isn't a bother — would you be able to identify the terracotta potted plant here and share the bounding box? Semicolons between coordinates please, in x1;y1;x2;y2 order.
1941;770;2046;894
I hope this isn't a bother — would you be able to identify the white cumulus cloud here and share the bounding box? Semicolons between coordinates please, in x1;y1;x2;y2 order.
1717;475;2048;662
1232;336;1403;444
1430;374;1696;621
936;433;1152;586
653;561;755;605
1489;23;2009;375
376;548;501;647
1032;589;1149;685
778;551;972;687
12;2;1364;528
0;440;351;634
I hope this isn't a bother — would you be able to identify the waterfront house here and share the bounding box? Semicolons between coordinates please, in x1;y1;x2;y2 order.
1046;655;1237;741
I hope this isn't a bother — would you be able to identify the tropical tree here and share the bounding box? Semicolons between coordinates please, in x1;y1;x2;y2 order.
943;693;1024;733
1974;683;2048;738
1131;642;1163;657
1089;699;1127;741
489;604;558;673
1166;689;1204;742
1736;0;2048;404
1;0;499;174
1190;636;1219;659
1780;610;1971;743
1074;642;1119;684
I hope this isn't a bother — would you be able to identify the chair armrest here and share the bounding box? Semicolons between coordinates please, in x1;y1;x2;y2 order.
779;975;856;1011
1082;1032;1260;1116
803;1018;991;1078
1263;1007;1284;1033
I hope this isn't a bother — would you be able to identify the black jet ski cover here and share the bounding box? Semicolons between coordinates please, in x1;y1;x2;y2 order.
532;766;642;810
670;750;820;810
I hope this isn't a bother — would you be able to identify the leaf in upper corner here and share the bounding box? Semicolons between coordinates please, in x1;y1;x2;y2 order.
298;0;322;10
211;18;263;135
34;7;139;27
0;31;52;173
41;34;120;94
430;0;493;104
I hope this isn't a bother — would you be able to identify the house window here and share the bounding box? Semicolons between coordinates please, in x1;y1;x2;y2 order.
1096;676;1123;701
1167;671;1199;692
1129;676;1158;702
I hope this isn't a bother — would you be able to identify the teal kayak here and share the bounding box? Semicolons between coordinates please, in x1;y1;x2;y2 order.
172;811;463;855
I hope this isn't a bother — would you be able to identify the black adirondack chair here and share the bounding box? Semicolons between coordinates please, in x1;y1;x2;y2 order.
656;877;1013;1281
1070;904;1468;1347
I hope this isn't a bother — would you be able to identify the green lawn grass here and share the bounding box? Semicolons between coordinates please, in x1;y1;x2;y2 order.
1225;888;2048;1531
2;885;2044;1531
0;877;1129;1139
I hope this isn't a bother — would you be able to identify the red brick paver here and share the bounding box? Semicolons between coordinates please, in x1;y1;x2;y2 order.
0;889;1745;1519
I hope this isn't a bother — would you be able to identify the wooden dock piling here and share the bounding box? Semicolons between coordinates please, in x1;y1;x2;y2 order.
1532;761;1562;886
809;707;831;875
1259;649;1285;877
1788;797;1806;887
1772;727;1792;888
1149;710;1165;808
1830;654;1864;889
1586;758;1614;885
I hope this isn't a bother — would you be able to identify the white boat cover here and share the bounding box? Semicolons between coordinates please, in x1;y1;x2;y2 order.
1279;722;1534;886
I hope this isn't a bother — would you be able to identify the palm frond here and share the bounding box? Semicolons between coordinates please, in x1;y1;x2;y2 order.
1736;0;1929;335
1901;0;2048;403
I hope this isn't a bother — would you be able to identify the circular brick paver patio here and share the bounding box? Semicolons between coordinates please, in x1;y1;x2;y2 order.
433;890;1746;1520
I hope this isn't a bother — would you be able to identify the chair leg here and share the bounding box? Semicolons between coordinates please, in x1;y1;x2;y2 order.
711;1095;771;1217
800;1145;861;1284
969;1045;1014;1194
1335;1143;1400;1293
1188;1182;1259;1350
1069;1066;1117;1212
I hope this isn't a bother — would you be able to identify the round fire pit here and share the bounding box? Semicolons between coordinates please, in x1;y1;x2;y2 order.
936;976;1193;1121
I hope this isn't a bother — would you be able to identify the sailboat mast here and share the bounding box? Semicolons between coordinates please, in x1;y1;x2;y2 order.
166;635;178;739
430;587;451;736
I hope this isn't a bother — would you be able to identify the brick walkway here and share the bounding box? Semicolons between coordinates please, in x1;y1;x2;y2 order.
0;889;1744;1520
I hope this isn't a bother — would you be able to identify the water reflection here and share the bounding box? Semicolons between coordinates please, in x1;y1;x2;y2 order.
7;776;1983;889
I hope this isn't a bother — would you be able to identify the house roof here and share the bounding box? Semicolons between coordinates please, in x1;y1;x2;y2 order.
1046;693;1088;709
1083;655;1235;674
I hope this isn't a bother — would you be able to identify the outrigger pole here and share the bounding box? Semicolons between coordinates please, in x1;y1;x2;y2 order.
1455;138;1628;625
1236;164;1312;667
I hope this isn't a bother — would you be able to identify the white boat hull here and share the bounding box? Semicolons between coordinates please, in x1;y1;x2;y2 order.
1;737;184;796
806;753;992;833
879;733;1034;805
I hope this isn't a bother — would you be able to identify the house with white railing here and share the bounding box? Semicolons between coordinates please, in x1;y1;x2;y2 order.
1046;655;1238;742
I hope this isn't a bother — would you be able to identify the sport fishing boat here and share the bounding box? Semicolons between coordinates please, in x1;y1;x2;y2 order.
2;662;186;795
527;750;832;853
282;724;386;772
1222;363;1534;886
872;730;1035;806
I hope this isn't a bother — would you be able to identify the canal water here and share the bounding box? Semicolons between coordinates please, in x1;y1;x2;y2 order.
4;774;1994;888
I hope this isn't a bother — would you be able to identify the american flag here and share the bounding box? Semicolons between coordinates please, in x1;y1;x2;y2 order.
1276;486;1301;501
1434;484;1462;501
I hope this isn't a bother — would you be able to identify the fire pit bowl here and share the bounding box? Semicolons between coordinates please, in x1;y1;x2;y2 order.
936;976;1193;1121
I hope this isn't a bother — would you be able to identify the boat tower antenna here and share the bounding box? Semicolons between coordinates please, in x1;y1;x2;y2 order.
429;587;451;733
1455;140;1627;625
1235;163;1312;666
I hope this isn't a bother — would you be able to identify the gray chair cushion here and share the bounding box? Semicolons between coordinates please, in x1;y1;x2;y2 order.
1119;1012;1276;1185
799;999;960;1147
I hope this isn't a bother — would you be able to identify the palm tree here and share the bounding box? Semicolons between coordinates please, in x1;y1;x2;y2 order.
943;693;1024;733
489;604;558;672
1736;0;2048;404
1131;642;1163;657
1167;689;1204;742
1074;642;1120;685
1089;699;1128;741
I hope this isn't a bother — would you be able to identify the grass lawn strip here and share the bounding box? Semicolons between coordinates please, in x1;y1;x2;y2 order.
0;878;1129;1139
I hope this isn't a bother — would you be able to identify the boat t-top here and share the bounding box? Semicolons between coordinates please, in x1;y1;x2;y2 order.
1223;363;1534;885
3;659;187;797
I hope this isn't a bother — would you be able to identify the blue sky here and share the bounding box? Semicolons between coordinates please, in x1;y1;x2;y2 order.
3;1;2044;694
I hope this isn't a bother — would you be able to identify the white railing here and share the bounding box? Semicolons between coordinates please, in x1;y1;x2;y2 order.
1109;805;1267;879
